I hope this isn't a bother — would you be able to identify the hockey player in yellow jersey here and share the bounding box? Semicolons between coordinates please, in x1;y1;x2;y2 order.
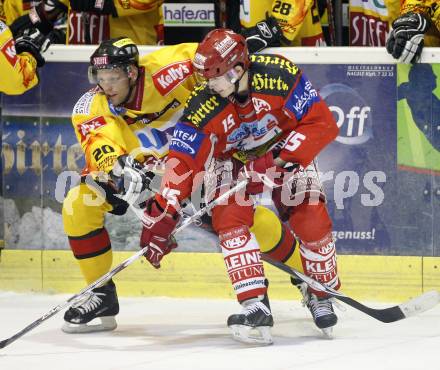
348;0;400;46
0;0;27;25
62;37;307;334
240;0;326;46
0;20;51;94
9;0;163;45
386;0;440;63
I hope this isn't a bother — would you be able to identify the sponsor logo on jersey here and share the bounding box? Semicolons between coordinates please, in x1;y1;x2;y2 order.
252;73;289;92
227;114;279;147
285;75;320;120
187;95;220;126
1;37;17;67
250;54;299;75
169;122;205;158
252;98;271;114
152;60;193;96
77;116;107;142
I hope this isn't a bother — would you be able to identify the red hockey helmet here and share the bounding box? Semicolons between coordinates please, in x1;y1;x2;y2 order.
193;29;250;79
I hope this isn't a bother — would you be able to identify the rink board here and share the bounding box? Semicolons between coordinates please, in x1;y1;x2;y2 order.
1;250;439;302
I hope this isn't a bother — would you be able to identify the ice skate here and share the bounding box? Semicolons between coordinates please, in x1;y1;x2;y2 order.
62;280;119;334
227;295;274;345
293;277;337;337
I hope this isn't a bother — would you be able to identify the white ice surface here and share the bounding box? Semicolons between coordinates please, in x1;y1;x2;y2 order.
1;292;440;370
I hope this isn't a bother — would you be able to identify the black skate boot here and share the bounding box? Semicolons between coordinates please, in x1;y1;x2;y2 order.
292;277;337;337
62;280;119;334
227;294;274;345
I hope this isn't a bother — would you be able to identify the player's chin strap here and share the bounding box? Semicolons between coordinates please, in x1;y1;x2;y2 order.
233;68;250;96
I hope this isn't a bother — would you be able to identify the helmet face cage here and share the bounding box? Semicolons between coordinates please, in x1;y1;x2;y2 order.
88;37;139;85
193;29;249;80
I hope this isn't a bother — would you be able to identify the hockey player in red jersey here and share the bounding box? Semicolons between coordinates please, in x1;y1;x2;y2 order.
141;29;342;344
62;35;300;335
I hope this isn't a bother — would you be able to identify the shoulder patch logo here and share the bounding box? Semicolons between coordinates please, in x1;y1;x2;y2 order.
0;21;7;34
1;38;17;67
73;90;97;115
252;97;271;114
152;59;193;96
77;116;107;142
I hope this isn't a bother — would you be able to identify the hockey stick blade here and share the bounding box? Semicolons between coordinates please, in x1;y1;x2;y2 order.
0;181;248;349
261;254;440;323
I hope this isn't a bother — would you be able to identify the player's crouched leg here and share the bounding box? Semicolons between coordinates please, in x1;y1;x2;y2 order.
289;202;340;336
213;204;273;345
61;183;120;333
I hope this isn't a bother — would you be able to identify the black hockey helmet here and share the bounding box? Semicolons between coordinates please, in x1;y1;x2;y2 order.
88;37;139;84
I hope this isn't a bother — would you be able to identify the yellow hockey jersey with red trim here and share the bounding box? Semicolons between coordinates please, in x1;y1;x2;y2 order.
349;0;400;46
64;0;163;45
401;0;440;47
71;43;199;174
0;0;28;25
240;0;326;46
0;20;38;95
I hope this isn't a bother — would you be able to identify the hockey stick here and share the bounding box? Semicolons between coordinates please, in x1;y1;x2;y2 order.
261;254;440;323
0;181;248;349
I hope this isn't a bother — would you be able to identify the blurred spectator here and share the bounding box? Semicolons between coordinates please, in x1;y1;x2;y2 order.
386;0;440;63
348;0;399;46
9;0;163;45
163;0;215;43
0;20;52;94
237;0;328;46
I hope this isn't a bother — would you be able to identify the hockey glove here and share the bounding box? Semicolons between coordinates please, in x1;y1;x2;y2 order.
69;0;117;16
240;152;296;195
10;0;67;37
241;14;286;53
110;154;156;207
15;28;51;67
386;12;430;64
140;198;179;269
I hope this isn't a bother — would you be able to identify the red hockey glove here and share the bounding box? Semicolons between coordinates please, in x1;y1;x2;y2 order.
140;198;179;269
241;152;293;195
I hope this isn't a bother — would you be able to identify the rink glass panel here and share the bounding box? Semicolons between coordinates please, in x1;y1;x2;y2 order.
1;61;439;255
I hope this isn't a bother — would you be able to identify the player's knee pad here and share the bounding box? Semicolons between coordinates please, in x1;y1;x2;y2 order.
62;183;113;237
288;201;332;244
211;203;254;233
273;161;326;220
219;225;267;303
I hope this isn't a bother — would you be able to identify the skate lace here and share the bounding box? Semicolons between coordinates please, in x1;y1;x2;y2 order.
297;283;335;318
73;292;105;314
242;302;271;316
307;297;334;318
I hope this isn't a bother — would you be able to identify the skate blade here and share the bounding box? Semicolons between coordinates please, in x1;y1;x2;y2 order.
229;325;273;345
62;316;117;334
321;327;334;339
